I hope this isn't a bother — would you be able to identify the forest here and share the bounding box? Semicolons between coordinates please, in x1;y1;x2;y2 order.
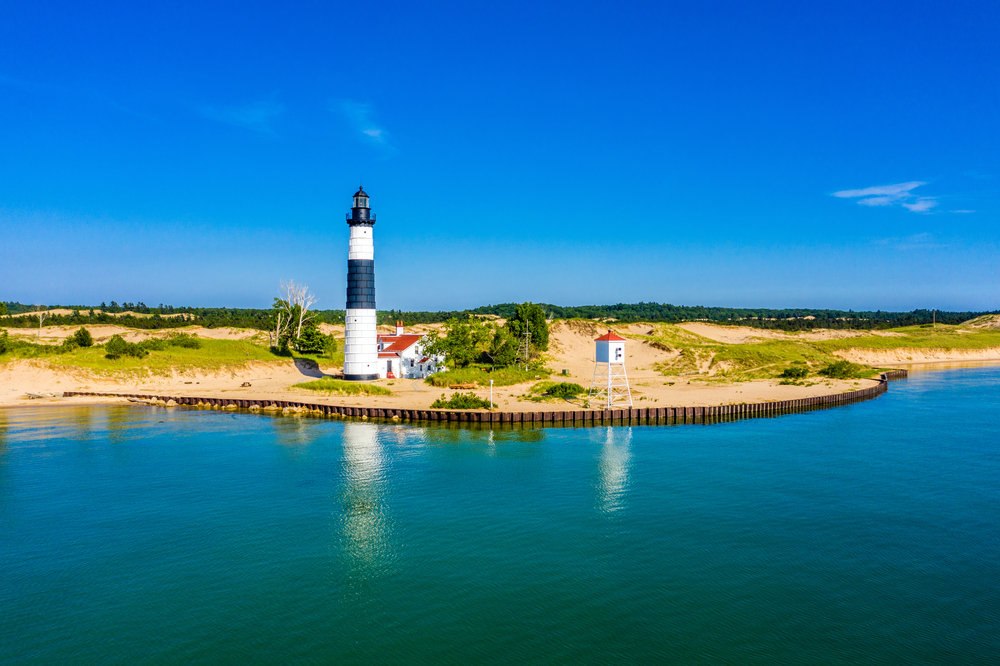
3;300;996;332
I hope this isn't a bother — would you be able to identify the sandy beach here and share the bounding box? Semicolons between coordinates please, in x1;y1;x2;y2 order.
5;319;998;412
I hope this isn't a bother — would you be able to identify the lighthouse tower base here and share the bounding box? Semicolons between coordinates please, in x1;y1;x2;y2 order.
589;362;633;409
343;308;379;381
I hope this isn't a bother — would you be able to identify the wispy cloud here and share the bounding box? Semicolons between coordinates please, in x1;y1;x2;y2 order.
338;100;396;154
199;99;284;133
833;181;926;200
901;198;938;213
833;181;941;213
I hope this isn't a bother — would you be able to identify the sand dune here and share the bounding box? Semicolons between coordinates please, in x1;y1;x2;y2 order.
1;319;883;411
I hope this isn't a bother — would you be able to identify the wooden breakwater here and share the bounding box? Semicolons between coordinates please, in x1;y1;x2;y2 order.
61;370;907;427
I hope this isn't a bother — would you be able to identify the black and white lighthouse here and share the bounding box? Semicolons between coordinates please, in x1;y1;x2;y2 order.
343;186;378;380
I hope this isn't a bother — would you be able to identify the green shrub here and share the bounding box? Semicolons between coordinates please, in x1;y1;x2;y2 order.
548;382;584;398
779;366;809;379
818;360;867;379
105;334;148;359
0;330;8;355
73;327;94;347
60;338;79;352
530;381;585;399
430;392;493;409
167;333;201;349
139;338;168;351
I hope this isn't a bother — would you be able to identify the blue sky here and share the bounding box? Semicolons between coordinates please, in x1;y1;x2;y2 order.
2;0;998;311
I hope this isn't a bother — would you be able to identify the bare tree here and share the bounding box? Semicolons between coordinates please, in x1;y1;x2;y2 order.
269;280;319;347
32;306;49;340
295;288;317;339
279;279;318;339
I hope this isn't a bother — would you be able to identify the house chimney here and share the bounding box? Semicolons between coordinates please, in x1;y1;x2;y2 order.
396;320;404;336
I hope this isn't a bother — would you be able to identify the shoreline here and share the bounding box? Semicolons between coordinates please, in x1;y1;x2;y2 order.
3;371;904;426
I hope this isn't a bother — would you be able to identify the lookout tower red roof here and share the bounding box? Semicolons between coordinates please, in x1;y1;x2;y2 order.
594;331;626;342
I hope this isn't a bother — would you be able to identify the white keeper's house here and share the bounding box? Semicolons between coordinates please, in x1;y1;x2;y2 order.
377;321;445;379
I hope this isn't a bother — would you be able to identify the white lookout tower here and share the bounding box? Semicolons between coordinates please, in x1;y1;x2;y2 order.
589;331;633;409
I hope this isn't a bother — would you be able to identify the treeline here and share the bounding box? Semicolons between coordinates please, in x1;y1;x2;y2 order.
4;301;997;331
462;303;998;330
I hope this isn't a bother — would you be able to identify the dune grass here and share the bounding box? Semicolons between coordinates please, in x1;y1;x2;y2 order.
642;326;1000;382
811;325;1000;352
424;366;548;388
0;335;343;379
293;378;391;396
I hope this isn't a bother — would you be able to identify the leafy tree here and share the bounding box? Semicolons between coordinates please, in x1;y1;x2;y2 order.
506;302;549;352
296;325;328;354
485;326;518;368
422;316;494;368
105;335;128;358
325;335;338;359
0;303;7;316
73;327;94;347
0;330;8;354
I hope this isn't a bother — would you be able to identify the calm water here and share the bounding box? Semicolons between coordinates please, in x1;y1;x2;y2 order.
1;368;998;665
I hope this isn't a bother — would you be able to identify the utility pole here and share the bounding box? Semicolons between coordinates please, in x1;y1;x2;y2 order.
519;326;532;370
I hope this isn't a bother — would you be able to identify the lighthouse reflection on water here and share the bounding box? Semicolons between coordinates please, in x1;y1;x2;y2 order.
595;426;633;514
338;422;394;578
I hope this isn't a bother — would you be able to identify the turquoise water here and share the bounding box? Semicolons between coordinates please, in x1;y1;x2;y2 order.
2;368;998;665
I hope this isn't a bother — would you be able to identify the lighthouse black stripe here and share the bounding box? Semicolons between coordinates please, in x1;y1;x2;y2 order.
346;259;375;309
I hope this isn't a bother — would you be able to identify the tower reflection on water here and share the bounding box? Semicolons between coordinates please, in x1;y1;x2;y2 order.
338;422;395;580
595;426;633;514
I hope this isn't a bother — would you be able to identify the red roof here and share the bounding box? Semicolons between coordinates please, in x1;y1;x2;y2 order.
595;331;626;342
419;357;430;364
377;334;423;352
378;351;399;358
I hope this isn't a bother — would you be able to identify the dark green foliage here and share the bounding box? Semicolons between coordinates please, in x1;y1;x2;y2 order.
105;335;148;359
271;336;292;357
4;299;997;332
546;382;585;399
486;326;518;368
167;333;201;349
780;366;809;379
505;302;549;351
421;316;494;369
0;303;6;316
325;335;338;358
295;326;328;354
818;360;867;379
139;338;168;351
73;327;94;347
430;392;493;409
0;330;8;354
